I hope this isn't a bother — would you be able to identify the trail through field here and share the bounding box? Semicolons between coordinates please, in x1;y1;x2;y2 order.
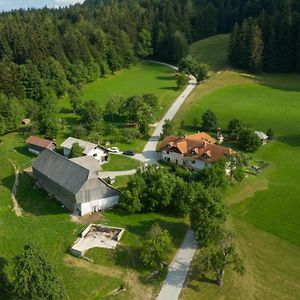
9;159;22;217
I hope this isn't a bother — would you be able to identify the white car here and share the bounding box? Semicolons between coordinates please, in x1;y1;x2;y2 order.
108;147;120;153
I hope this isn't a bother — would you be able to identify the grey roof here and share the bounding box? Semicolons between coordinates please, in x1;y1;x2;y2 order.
255;131;268;140
32;149;90;194
33;150;119;203
60;137;97;155
70;156;102;177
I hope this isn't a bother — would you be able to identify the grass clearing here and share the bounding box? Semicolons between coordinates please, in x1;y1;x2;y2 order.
102;154;142;172
59;62;181;121
189;34;230;72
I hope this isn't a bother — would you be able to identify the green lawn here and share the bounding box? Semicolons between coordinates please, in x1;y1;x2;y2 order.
177;70;300;299
102;154;142;172
0;132;188;299
59;62;181;120
189;34;230;72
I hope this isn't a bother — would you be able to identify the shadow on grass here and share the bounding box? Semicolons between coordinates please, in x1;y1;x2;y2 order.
1;173;68;216
14;146;35;159
156;76;175;81
276;135;300;147
159;86;177;91
0;257;12;300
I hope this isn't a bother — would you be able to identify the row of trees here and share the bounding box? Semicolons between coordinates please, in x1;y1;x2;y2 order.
120;162;245;285
228;4;300;73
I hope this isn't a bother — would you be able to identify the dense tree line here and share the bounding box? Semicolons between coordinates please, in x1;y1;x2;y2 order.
228;1;300;73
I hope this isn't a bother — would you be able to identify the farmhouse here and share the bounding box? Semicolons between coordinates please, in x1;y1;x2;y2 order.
61;137;109;163
26;136;56;155
32;149;119;216
255;131;269;145
160;132;234;170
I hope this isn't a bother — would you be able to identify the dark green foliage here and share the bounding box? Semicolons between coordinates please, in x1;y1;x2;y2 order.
227;119;242;140
13;244;64;300
36;93;58;138
266;128;274;140
199;160;229;189
196;63;209;82
70;142;84;158
190;184;227;247
239;129;261;152
196;232;245;287
142;94;158;110
161;119;174;139
137;29;153;58
170;31;189;64
0;94;24;135
141;223;173;269
202;109;217;131
176;72;189;89
78;100;102;131
178;55;199;77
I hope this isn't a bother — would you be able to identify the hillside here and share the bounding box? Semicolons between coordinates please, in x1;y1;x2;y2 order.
189;34;230;72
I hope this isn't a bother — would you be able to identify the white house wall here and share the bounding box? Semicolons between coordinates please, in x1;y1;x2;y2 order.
86;148;107;163
161;151;209;170
79;195;119;216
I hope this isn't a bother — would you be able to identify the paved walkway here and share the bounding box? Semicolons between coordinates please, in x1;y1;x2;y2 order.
99;169;137;178
157;230;198;300
135;72;197;165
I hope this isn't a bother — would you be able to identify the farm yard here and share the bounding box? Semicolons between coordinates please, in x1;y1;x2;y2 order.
175;36;300;299
0;61;187;300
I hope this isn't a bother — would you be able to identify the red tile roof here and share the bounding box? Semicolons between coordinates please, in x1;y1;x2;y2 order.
160;132;234;163
26;136;54;149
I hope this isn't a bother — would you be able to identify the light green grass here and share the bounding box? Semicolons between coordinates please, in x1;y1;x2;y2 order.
189;34;230;71
102;154;142;172
59;62;181;120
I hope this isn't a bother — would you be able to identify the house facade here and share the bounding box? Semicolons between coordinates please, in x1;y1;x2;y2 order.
60;137;109;163
32;150;119;216
26;136;56;155
160;132;234;170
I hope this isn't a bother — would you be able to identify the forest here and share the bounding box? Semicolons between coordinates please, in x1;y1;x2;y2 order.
1;0;300;136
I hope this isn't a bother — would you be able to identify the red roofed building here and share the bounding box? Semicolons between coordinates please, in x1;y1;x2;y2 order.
160;132;234;170
26;136;56;155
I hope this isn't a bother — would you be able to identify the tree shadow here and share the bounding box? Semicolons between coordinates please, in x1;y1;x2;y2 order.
276;135;300;147
1;172;68;216
159;86;178;91
156;76;175;81
0;257;12;299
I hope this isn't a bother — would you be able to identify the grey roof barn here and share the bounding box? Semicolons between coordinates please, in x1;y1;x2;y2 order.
32;150;119;215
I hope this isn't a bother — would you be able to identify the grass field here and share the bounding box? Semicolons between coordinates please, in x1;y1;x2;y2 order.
102;154;142;172
59;62;180;120
177;36;300;299
189;34;230;72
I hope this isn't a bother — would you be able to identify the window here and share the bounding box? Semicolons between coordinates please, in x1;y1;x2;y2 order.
192;160;195;164
93;153;97;157
166;151;170;154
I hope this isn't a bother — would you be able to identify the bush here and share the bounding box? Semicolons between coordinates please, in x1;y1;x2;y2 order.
239;129;261;152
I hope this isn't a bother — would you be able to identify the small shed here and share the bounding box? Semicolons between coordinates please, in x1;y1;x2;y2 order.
255;131;269;145
26;136;56;155
22;118;31;126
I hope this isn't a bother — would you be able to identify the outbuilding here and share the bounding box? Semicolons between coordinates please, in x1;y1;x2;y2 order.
32;150;119;216
26;136;56;155
61;137;109;163
255;131;269;145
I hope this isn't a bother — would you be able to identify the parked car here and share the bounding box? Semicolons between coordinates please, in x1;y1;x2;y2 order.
123;150;135;156
108;147;120;153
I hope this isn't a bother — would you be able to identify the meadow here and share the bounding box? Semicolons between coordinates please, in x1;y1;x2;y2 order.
177;36;300;299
